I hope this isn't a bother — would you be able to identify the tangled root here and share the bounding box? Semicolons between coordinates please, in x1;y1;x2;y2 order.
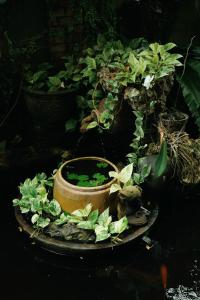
163;130;200;184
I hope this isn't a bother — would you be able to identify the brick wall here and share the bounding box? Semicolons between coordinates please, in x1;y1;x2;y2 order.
47;0;74;61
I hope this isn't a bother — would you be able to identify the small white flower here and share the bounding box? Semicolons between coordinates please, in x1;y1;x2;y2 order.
143;75;154;90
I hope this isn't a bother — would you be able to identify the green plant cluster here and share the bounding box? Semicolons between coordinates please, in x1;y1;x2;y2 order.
24;57;75;92
12;174;129;242
67;37;182;130
66;172;108;187
66;161;109;187
55;203;129;242
13;173;61;228
177;50;200;132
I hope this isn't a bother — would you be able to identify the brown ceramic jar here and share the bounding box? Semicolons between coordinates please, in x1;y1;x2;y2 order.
53;156;118;213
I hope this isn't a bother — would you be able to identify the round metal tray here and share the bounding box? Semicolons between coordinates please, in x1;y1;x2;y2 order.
15;205;158;255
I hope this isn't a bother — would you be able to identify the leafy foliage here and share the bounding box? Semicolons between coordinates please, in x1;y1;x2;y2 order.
178;58;200;132
55;204;129;243
69;37;182;130
13;173;61;228
24;59;76;92
66;171;108;187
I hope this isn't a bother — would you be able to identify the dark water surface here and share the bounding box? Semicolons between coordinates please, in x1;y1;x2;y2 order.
1;162;200;300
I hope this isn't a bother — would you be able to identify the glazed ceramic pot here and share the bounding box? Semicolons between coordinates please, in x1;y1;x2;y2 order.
53;156;118;213
23;87;76;144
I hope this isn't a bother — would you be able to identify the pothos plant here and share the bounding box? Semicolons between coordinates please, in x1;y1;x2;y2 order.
24;56;77;92
108;110;151;195
55;203;128;243
65;36;182;131
13;173;61;228
13;173;129;242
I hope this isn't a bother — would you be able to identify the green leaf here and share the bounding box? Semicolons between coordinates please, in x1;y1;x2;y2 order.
77;175;89;181
98;208;112;227
140;164;151;180
36;217;50;228
110;183;121;194
65;119;78;132
77;220;94;230
154;140;168;177
48;76;61;87
163;42;176;51
178;59;200;131
85;57;96;69
95;224;111;242
109;217;129;234
32;70;47;83
72;203;93;218
48;200;61;216
133;173;141;185
67;173;79;180
87;121;98;129
31;214;39;224
72;74;82;81
96;162;108;169
54;212;69;225
128;52;139;69
88;210;99;223
119;163;133;184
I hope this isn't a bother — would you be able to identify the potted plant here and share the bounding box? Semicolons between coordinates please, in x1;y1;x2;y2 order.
13;171;132;243
66;36;182;136
23;59;77;142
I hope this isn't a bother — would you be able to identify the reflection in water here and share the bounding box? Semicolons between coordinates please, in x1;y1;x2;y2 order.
166;257;200;299
161;264;168;289
166;285;199;299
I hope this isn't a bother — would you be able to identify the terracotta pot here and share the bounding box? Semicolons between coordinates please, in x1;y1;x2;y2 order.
53;156;118;213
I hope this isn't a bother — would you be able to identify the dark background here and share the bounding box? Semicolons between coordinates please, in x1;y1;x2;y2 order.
1;1;200;299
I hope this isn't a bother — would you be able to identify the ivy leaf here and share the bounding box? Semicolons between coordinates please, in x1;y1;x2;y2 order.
77;221;94;230
87;121;98;129
109;217;129;234
98;208;112;227
140;164;151;180
32;70;47;83
31;214;39;224
85;57;96;69
119;163;133;184
88;209;99;223
133;173;141;185
110;183;121;194
36;217;50;228
48;200;61;216
48;76;61;87
72;203;93;218
30;197;43;213
95;224;111;242
109;164;133;184
163;42;176;51
54;212;69;225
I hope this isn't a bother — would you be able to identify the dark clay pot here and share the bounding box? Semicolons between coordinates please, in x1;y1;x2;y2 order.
159;111;189;133
23;87;76;143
